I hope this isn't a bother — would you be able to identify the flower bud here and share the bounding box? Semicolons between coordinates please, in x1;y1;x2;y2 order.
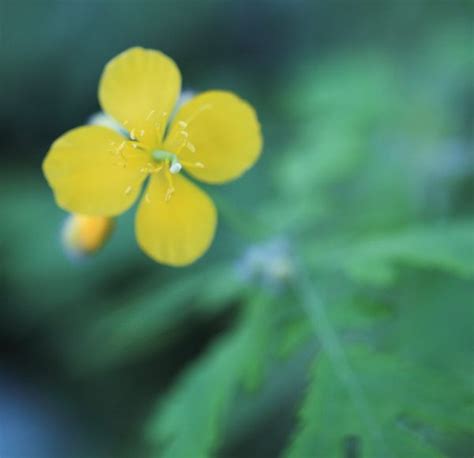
62;214;115;257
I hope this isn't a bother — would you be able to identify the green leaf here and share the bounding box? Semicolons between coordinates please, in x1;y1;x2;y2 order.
285;345;466;458
286;267;474;458
146;292;273;458
309;220;474;285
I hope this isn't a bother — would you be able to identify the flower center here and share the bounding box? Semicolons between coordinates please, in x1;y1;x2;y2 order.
151;150;182;174
122;124;204;202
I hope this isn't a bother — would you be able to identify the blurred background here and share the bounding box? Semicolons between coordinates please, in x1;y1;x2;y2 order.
1;1;473;457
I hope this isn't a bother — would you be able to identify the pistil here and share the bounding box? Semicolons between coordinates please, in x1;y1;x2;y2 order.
151;149;182;202
151;150;182;174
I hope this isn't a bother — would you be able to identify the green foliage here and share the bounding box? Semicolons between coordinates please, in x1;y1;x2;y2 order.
146;293;273;458
283;227;474;458
287;346;457;458
286;274;474;458
309;220;474;286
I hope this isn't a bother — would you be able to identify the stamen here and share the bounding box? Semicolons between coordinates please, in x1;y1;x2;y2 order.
164;103;212;152
166;134;188;154
164;169;175;202
165;188;174;202
181;103;212;125
154;111;168;144
151;164;164;173
146;110;156;121
165;119;190;153
181;160;204;169
130;140;148;152
116;141;126;155
124;185;132;195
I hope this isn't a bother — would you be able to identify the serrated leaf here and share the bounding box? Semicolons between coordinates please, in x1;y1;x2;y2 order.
146;292;273;458
286;268;474;458
309;220;474;285
286;345;469;458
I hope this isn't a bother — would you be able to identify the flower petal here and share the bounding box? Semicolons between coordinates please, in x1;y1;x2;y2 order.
43;126;148;216
164;91;262;184
135;172;217;266
99;47;181;144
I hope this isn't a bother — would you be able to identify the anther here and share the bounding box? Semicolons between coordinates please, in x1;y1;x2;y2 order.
165;187;175;202
164;168;176;202
117;141;126;153
181;160;205;169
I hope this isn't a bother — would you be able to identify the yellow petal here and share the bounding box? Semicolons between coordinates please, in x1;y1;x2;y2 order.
99;47;181;145
135;172;217;266
43;126;148;216
164;90;262;184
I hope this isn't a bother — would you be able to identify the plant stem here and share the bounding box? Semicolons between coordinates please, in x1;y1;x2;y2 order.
293;260;389;457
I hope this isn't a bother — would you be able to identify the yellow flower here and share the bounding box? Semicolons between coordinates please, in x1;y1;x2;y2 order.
43;47;262;266
62;214;115;257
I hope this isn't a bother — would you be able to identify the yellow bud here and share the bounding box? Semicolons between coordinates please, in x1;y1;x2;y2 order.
62;214;115;256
